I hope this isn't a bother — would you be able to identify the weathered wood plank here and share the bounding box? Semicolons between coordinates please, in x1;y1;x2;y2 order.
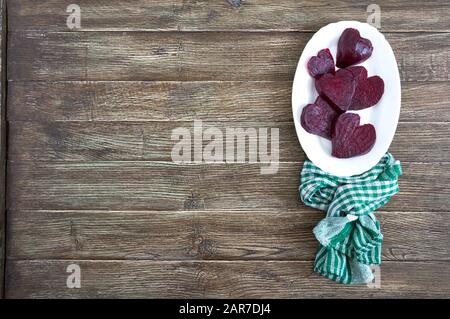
6;260;450;298
7;81;293;122
8;0;450;32
8;81;450;123
8;121;450;162
0;0;5;299
6;162;450;212
7;210;319;261
7;121;298;162
6;210;450;262
8;32;450;81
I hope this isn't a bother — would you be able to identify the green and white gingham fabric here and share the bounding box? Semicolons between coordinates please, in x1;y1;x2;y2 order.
299;153;402;284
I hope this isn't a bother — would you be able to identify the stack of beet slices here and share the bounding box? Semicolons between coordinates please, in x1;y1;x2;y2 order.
301;28;385;158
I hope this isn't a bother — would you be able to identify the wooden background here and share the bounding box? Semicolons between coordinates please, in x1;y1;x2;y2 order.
2;0;450;298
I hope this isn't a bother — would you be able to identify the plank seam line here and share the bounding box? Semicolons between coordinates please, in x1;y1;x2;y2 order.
6;80;450;84
7;210;448;214
6;160;450;165
7;80;450;83
1;0;8;299
6;259;450;264
10;210;447;214
7;30;450;35
6;120;450;124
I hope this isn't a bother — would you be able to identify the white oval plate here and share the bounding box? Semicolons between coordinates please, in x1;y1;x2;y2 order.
292;21;401;176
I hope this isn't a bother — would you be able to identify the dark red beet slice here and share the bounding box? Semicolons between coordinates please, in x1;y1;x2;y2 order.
336;28;373;68
346;66;368;82
350;75;384;110
307;48;335;78
300;96;339;139
315;69;356;111
332;113;376;158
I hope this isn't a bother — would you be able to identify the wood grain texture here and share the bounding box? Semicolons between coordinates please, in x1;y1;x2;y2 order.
7;121;299;162
8;0;450;32
6;260;450;298
5;0;450;299
7;121;450;162
6;210;450;262
6;161;450;212
8;81;450;123
8;32;450;81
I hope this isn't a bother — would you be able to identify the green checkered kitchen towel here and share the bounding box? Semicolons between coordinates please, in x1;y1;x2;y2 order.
299;153;402;284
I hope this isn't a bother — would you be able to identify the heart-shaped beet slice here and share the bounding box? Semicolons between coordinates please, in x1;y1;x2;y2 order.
315;69;356;111
307;48;335;78
301;96;339;139
336;28;373;68
332;113;376;158
345;66;384;110
350;76;384;110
